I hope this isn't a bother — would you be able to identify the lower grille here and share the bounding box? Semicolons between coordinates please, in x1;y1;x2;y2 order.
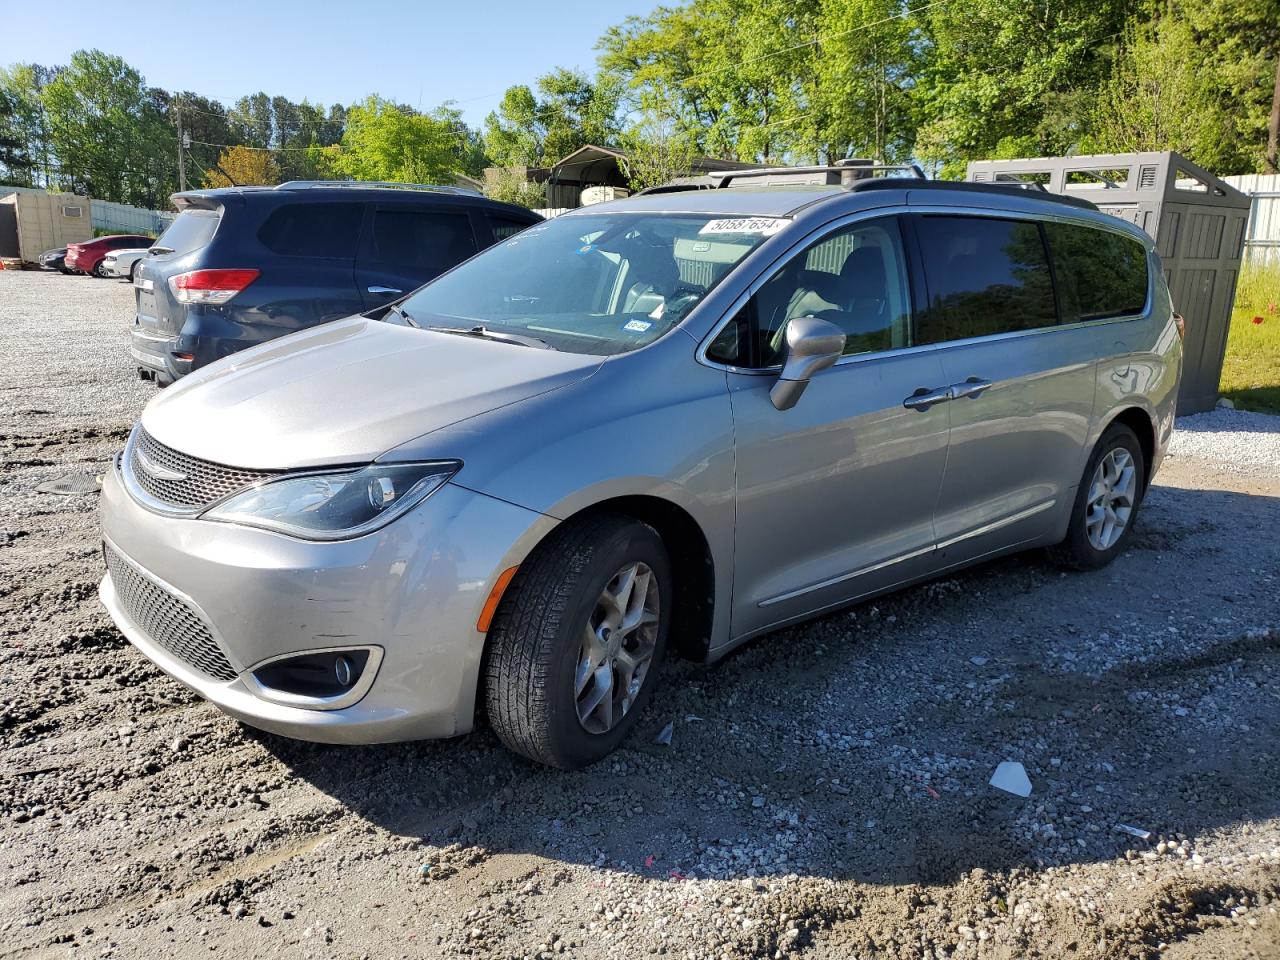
104;544;238;682
130;429;276;509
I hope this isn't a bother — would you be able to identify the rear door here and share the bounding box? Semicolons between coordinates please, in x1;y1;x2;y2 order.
356;204;481;310
907;212;1096;564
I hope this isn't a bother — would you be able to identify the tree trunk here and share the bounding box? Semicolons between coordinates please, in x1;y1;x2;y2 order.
1267;55;1280;174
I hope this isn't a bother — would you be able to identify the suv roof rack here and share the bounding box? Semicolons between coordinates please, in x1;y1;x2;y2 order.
714;160;926;188
275;180;482;197
848;177;1098;210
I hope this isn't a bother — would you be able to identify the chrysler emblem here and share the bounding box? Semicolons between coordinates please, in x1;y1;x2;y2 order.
135;447;187;482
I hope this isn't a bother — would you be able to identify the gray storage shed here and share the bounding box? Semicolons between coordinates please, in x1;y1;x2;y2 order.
966;152;1250;414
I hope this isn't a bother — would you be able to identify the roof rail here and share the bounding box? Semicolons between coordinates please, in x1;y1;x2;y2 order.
849;177;1098;210
712;161;926;188
275;180;483;197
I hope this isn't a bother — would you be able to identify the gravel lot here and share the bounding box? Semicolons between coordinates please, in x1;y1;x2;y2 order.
1;268;1278;960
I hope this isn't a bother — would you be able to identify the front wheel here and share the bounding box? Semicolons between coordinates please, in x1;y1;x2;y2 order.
1048;423;1145;571
483;514;671;769
92;261;108;278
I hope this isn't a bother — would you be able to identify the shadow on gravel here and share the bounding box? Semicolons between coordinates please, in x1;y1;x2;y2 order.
255;483;1280;886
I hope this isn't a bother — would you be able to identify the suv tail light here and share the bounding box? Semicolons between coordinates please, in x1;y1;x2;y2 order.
167;268;260;304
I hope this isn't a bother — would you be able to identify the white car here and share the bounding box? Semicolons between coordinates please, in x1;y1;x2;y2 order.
102;247;151;280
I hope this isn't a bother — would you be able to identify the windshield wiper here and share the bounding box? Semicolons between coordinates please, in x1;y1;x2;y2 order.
425;324;554;350
383;302;419;327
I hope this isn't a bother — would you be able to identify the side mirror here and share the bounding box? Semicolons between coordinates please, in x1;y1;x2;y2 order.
769;317;846;411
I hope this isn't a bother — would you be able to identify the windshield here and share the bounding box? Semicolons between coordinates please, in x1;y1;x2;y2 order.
153;208;220;255
396;212;784;355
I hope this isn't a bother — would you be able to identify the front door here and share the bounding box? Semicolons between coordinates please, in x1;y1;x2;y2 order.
356;205;481;310
716;215;952;639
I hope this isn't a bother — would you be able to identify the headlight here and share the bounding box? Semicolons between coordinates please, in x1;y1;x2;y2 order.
202;461;460;540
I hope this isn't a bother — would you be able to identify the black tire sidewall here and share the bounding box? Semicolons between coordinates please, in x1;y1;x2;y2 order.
1062;425;1145;569
542;522;673;768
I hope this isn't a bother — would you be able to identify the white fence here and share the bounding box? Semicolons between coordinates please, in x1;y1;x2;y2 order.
1223;174;1280;266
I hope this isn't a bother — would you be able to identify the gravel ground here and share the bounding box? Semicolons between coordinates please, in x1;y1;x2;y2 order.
1;268;1278;960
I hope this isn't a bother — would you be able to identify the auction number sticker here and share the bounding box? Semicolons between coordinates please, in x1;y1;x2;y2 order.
698;217;789;236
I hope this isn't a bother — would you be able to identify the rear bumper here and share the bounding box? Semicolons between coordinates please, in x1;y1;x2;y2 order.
129;329;194;380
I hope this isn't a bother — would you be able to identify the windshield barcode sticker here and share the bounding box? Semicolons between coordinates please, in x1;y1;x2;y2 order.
699;217;789;236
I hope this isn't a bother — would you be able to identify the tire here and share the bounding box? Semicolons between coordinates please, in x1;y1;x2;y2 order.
92;261;107;278
483;513;672;769
1047;423;1145;571
128;262;139;282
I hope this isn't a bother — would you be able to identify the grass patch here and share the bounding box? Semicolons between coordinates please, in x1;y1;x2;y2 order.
1220;262;1280;414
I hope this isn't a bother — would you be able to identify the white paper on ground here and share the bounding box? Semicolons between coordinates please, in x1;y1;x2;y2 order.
989;761;1033;797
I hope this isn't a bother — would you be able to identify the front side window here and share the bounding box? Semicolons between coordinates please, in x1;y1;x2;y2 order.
707;218;912;368
1044;221;1148;322
914;215;1057;344
372;209;476;271
397;212;778;355
258;203;363;259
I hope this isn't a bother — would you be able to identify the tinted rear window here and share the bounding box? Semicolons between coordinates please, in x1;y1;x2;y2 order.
154;210;219;256
258;203;363;258
915;215;1057;343
1044;221;1149;322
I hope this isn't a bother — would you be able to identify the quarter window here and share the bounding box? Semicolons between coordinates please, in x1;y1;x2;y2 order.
372;210;477;271
258;203;363;258
914;216;1057;344
707;218;913;368
1043;221;1148;322
487;215;533;243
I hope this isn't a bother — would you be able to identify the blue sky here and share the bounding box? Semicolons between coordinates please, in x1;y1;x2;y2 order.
0;0;656;125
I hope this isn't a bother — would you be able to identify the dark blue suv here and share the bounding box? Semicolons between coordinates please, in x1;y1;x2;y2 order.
130;182;541;383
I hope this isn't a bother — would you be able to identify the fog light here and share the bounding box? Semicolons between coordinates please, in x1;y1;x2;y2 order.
252;648;373;700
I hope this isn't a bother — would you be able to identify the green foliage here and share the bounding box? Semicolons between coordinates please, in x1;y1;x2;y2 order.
0;64;52;187
617;113;699;191
334;96;470;184
41;50;174;207
485;168;547;208
1221;262;1280;413
1085;16;1230;169
483;69;621;167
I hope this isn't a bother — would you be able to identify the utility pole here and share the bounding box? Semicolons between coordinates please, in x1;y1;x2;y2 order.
176;106;189;192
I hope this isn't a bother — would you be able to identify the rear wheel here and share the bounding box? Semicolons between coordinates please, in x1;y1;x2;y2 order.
1048;423;1145;571
483;514;671;769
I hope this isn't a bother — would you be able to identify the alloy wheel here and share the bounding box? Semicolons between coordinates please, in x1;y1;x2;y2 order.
575;561;660;734
1085;447;1137;550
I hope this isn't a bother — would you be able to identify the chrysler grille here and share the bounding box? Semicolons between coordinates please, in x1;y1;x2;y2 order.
130;429;276;509
104;544;238;682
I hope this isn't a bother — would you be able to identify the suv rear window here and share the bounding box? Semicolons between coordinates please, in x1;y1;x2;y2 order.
153;211;219;256
1044;221;1149;322
914;215;1057;343
258;203;363;258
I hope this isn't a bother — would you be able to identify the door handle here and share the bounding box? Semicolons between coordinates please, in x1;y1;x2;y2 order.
903;386;952;411
367;285;402;295
950;377;993;399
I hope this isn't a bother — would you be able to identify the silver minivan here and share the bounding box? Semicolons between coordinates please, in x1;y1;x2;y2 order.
99;166;1182;768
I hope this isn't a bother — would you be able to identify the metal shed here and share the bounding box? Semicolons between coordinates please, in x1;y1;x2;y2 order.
0;190;94;264
966;152;1251;414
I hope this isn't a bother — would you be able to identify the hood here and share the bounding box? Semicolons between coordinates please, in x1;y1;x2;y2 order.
142;317;604;469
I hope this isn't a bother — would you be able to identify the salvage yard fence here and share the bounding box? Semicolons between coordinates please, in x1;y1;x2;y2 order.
1222;174;1280;266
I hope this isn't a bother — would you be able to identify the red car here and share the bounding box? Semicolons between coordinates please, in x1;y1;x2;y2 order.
65;235;154;277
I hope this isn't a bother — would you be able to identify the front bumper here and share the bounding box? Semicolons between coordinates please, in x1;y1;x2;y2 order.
98;457;555;743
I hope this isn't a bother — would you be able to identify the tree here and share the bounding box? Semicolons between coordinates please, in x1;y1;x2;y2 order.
912;0;1130;176
617;112;699;191
203;145;279;187
485;168;547;208
1087;16;1230;169
334;96;467;183
41;50;175;206
483;69;621;167
0;64;53;186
